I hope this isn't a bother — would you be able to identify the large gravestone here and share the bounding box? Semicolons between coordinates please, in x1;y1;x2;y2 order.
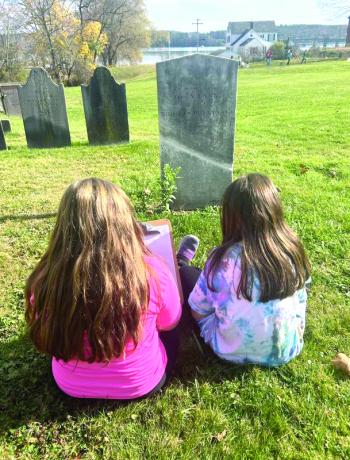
0;84;21;116
157;54;238;210
0;123;7;150
81;66;129;145
18;68;71;148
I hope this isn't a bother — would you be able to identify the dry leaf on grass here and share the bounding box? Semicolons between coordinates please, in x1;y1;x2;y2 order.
211;430;227;443
332;353;350;376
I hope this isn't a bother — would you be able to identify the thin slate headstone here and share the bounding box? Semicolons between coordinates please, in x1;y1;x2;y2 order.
0;91;5;113
0;84;21;116
81;66;129;145
157;54;238;210
1;120;11;133
0;123;7;150
18;68;71;148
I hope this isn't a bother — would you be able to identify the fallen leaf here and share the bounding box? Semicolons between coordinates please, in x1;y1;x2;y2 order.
332;353;350;376
212;430;227;443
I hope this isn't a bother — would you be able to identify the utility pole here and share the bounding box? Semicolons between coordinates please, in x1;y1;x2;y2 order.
192;18;203;52
168;31;171;59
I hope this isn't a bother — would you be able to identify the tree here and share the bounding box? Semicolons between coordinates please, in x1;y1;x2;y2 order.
270;41;286;60
319;1;350;46
0;0;26;81
102;1;150;65
20;0;108;83
72;0;150;65
20;0;74;81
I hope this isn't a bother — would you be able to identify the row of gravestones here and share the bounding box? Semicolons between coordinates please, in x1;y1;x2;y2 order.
0;66;129;151
1;54;238;211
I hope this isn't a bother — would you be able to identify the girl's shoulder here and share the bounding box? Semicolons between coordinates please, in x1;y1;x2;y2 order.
203;243;242;290
208;243;242;271
225;243;242;261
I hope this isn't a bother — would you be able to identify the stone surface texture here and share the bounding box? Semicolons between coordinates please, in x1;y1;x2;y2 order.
81;66;129;145
1;120;11;133
157;54;238;210
18;68;71;148
0;123;7;150
0;84;21;116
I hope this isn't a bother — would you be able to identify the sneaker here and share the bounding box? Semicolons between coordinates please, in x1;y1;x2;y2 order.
177;235;200;265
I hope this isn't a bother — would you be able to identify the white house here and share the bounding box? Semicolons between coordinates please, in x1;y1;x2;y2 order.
219;21;277;60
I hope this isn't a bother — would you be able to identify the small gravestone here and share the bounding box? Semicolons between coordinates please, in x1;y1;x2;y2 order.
157;54;238;210
18;68;71;148
0;92;5;113
0;123;7;150
81;66;129;145
0;84;21;116
1;120;11;133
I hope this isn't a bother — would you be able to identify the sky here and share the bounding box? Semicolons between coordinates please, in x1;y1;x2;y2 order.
144;0;347;32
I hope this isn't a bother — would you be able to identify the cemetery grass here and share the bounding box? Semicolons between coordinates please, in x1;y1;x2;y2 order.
0;60;349;459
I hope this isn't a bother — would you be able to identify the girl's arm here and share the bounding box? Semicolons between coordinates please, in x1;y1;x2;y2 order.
189;248;240;322
188;270;216;321
191;309;210;321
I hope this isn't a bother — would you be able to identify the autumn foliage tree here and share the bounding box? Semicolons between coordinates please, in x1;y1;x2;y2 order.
17;0;149;84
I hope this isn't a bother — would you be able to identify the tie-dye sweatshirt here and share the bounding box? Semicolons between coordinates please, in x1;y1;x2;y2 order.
188;244;308;367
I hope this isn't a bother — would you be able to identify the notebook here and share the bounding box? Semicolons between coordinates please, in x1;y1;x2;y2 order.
142;219;183;302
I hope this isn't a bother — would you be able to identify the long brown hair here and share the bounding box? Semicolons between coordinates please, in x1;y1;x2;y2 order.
207;174;311;302
25;178;149;362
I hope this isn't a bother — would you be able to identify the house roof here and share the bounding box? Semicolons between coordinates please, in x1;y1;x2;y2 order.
231;29;249;45
239;38;255;47
228;21;276;33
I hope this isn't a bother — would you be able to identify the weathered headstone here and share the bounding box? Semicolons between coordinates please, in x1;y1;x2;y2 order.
0;92;5;113
157;54;238;210
1;120;11;133
81;66;129;145
0;84;21;116
18;68;71;148
0;123;7;150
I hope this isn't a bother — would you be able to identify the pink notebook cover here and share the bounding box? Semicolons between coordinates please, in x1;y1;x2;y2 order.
143;219;184;302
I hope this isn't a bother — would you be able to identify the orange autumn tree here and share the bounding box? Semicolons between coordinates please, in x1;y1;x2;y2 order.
21;0;108;84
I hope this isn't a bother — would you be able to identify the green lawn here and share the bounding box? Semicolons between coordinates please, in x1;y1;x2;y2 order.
1;60;350;459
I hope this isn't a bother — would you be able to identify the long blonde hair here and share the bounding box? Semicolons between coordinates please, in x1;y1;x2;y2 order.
207;174;311;302
25;178;149;362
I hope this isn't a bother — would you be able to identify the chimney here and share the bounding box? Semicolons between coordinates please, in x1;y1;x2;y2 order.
347;16;350;46
250;21;254;30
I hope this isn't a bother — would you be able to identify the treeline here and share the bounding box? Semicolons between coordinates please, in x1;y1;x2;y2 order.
151;30;225;48
276;24;347;40
151;24;348;48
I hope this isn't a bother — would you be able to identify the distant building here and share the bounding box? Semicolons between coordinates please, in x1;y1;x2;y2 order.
226;21;278;47
219;21;276;60
347;16;350;46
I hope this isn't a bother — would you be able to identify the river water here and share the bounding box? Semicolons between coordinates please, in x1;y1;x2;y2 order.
141;47;225;64
141;42;346;64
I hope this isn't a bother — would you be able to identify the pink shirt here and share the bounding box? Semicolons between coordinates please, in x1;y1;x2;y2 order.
51;255;181;399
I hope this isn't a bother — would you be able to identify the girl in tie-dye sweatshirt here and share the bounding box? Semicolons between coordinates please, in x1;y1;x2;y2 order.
188;174;311;367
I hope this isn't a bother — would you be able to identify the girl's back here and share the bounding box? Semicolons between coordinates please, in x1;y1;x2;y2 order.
53;255;181;399
190;244;307;367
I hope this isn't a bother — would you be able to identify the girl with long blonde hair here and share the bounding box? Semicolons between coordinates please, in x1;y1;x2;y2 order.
25;178;181;399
